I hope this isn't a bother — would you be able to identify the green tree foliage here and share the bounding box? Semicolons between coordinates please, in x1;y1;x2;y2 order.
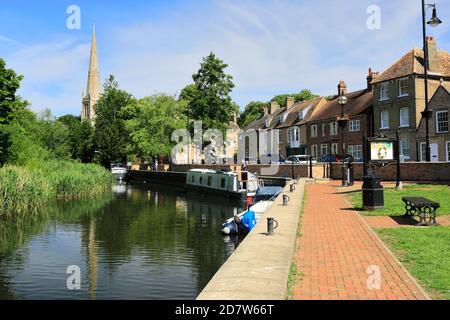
36;109;72;160
77;120;94;163
0;58;28;165
238;101;267;128
123;94;187;161
93;75;133;167
183;53;237;133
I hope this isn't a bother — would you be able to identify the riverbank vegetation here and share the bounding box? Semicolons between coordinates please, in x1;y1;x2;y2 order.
0;160;112;219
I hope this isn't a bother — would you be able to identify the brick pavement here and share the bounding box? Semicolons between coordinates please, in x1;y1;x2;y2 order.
292;183;430;300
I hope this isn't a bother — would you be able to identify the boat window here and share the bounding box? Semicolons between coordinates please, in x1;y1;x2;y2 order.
207;176;212;186
221;178;226;189
199;177;203;185
191;175;195;183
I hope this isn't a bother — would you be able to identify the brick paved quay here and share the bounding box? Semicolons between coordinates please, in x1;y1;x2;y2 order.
293;183;430;300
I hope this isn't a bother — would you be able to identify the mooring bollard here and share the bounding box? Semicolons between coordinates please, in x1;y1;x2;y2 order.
267;217;279;235
290;184;295;193
283;195;290;206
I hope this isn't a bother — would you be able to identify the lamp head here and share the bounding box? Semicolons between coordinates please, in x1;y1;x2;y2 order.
337;95;348;106
427;7;442;27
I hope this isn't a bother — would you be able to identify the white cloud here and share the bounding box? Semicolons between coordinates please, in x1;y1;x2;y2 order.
5;0;450;116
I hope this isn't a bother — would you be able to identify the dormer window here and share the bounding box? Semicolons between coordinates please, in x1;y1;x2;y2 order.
380;83;389;101
399;78;409;97
265;119;271;128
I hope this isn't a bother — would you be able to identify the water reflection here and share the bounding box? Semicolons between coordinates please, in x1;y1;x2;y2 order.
0;183;242;300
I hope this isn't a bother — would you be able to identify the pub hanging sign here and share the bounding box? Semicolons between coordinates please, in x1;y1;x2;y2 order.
367;134;398;167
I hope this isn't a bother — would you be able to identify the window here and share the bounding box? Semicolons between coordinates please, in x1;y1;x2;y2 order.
380;83;389;100
199;177;203;185
321;144;328;156
288;128;299;143
400;107;409;127
446;141;450;162
399;79;409;97
400;139;410;161
265;119;271;128
221;178;226;189
349;120;360;132
348;145;363;160
279;130;283;144
191;175;195;183
436;110;449;133
311;125;318;137
322;124;326;137
207;176;212;186
380;110;390;129
330;122;338;136
311;145;318;160
331;143;339;155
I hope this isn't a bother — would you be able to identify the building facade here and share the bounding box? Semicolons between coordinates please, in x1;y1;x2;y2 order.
306;80;373;162
417;84;450;162
372;37;450;161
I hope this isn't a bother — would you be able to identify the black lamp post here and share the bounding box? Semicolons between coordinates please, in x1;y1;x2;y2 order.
421;1;442;162
337;95;348;187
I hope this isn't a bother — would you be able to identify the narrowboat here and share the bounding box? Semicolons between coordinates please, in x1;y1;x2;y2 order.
185;169;260;202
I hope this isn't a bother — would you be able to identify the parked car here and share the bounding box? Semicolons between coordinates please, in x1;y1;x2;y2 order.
285;155;316;164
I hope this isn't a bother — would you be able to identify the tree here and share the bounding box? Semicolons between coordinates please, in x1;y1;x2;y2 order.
238;101;267;128
183;53;237;133
0;58;28;165
76;120;94;163
124;94;187;161
93;75;133;167
270;89;318;107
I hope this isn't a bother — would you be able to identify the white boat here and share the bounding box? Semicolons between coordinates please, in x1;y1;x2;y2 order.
111;163;128;181
186;169;260;202
221;186;283;235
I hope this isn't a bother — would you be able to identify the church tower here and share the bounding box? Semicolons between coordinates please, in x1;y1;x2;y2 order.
81;26;100;122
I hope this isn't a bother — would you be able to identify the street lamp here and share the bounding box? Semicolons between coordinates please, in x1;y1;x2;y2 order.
337;95;348;187
421;1;442;162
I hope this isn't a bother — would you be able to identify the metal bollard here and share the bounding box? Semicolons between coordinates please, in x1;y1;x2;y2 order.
290;184;295;193
283;195;290;206
267;217;279;235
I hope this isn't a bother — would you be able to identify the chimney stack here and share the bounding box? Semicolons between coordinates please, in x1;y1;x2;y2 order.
366;68;379;91
286;97;295;109
270;101;280;114
263;106;269;116
337;80;347;96
426;36;440;73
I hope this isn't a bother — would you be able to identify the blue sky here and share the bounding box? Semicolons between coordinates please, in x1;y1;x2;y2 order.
1;0;450;116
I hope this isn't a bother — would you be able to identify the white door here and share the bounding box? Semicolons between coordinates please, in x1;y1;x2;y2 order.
430;143;439;162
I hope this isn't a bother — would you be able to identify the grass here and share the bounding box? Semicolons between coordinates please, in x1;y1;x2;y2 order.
0;160;113;219
349;184;450;216
377;227;450;300
287;263;303;300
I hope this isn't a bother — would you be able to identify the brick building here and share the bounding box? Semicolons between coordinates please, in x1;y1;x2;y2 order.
417;83;450;162
306;80;373;161
372;37;450;161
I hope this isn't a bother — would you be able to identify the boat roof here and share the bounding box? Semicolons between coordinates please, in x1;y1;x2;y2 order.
188;169;237;176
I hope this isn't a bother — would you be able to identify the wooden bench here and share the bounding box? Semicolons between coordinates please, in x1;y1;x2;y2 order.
402;197;440;226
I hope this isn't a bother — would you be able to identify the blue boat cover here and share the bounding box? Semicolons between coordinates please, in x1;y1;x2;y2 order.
256;186;283;196
241;210;256;232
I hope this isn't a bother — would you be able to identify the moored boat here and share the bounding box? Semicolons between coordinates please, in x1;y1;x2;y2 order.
185;169;260;202
111;163;128;181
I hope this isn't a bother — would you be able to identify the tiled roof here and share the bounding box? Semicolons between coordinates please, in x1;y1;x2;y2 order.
277;98;326;128
308;89;373;122
372;48;450;84
245;107;285;131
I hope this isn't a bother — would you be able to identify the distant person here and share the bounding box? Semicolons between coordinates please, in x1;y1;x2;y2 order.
154;161;158;172
241;159;247;171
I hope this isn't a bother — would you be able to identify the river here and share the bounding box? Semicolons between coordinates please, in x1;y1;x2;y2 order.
0;183;244;300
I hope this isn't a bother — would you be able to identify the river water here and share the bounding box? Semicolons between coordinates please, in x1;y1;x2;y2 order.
0;183;244;300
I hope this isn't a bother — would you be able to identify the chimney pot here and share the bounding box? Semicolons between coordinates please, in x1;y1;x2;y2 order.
270;101;280;114
286;97;295;109
337;80;347;96
426;36;440;73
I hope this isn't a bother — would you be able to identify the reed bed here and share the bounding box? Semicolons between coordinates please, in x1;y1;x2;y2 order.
0;160;113;219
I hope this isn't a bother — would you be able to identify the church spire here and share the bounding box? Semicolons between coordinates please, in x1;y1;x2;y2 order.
82;25;100;122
